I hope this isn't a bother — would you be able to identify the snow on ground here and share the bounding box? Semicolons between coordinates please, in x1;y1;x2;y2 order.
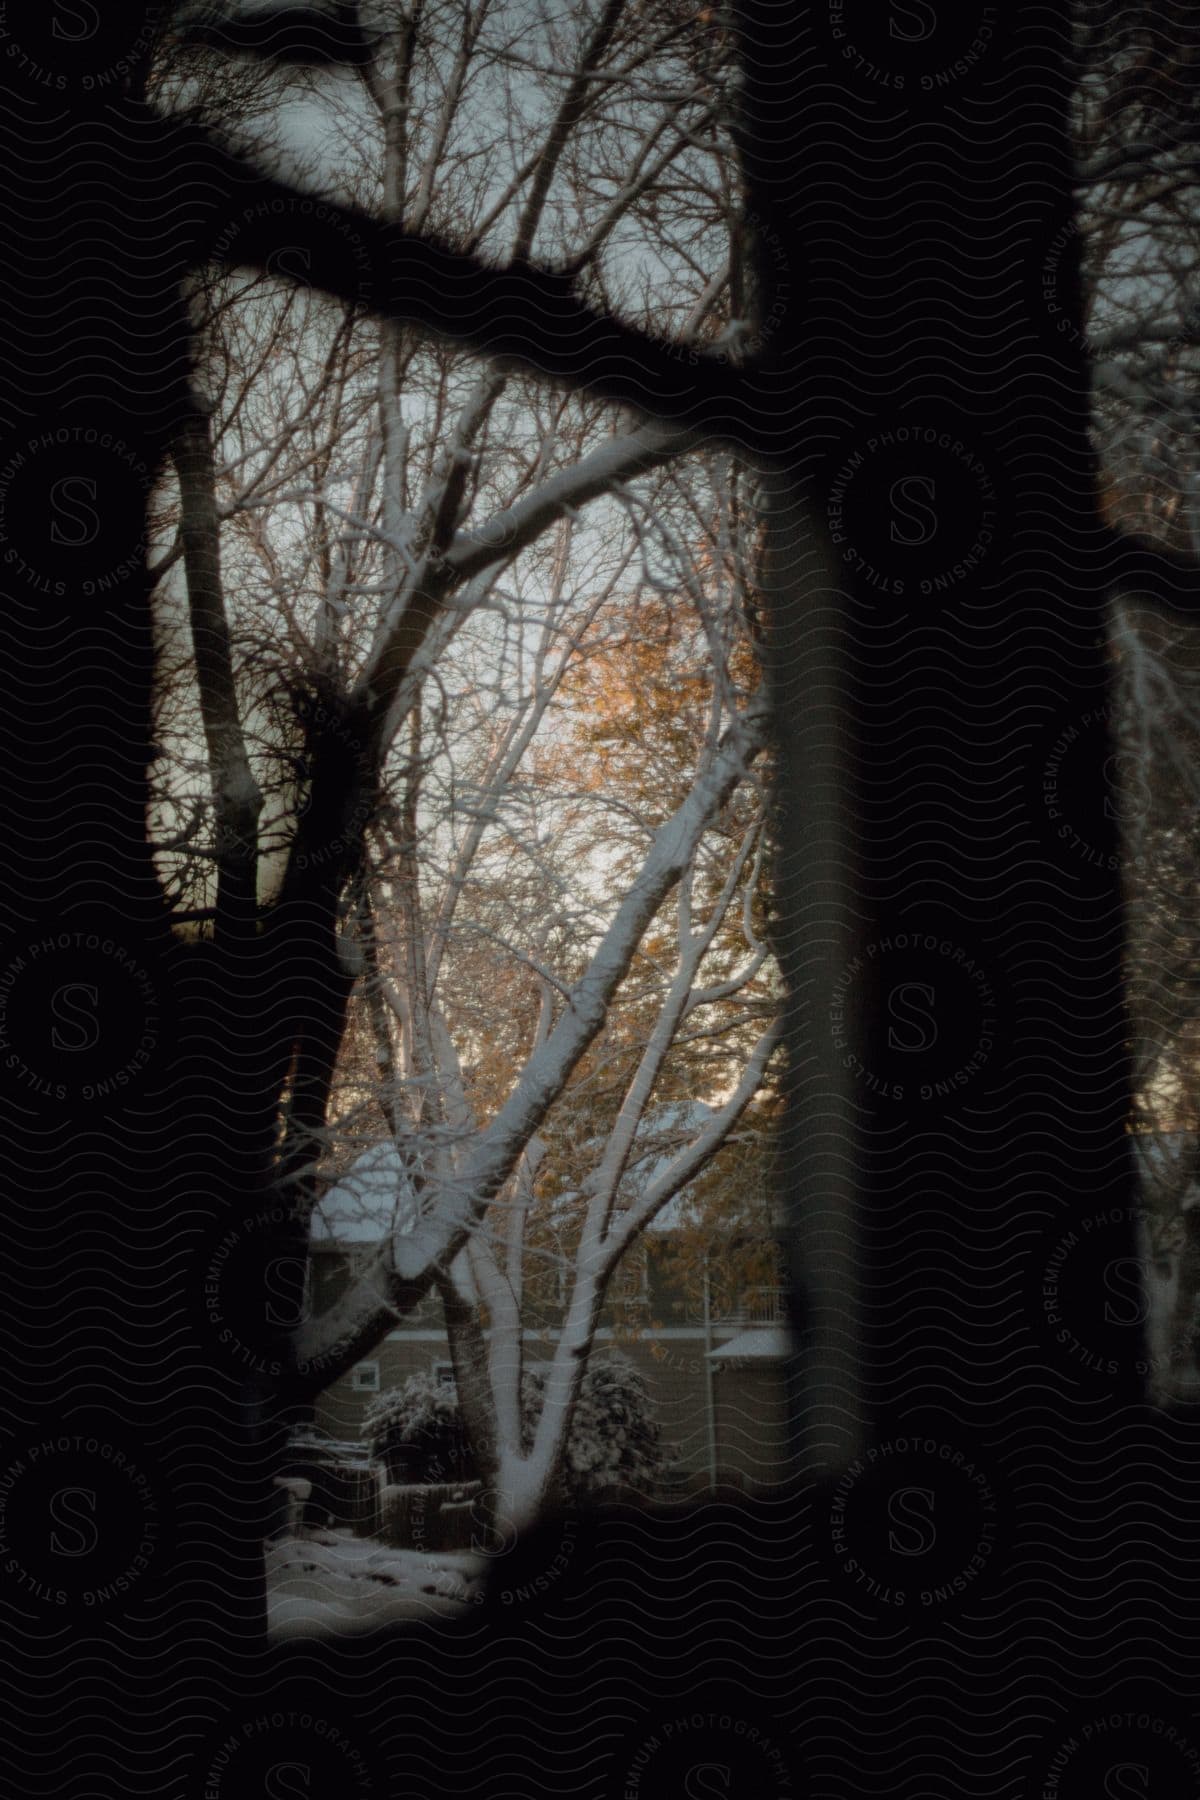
267;1529;485;1637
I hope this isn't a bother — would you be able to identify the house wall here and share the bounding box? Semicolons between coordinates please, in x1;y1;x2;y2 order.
712;1365;795;1489
308;1242;793;1486
313;1328;732;1481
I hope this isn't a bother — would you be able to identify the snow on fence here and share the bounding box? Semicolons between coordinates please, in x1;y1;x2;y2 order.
273;1476;312;1535
296;1464;382;1536
379;1480;484;1554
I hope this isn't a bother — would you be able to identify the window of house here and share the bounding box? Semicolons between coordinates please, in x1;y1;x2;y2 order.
351;1360;380;1392
616;1244;649;1305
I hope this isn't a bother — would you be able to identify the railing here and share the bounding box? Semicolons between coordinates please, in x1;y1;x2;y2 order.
731;1286;786;1325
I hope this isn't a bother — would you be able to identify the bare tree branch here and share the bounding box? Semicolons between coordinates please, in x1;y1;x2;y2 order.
194;141;764;444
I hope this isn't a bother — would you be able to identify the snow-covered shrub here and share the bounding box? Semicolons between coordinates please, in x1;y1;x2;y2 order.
522;1349;666;1500
363;1372;469;1481
367;1352;666;1499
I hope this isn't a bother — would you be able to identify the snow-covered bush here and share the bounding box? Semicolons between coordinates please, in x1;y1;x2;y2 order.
365;1352;666;1501
522;1349;666;1500
363;1372;469;1481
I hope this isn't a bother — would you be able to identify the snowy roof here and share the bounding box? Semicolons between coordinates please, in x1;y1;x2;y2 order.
1132;1130;1198;1197
641;1100;715;1232
551;1099;720;1235
310;1141;418;1243
313;1102;729;1245
707;1325;795;1364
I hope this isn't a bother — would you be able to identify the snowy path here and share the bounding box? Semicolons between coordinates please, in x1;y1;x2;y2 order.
267;1529;484;1637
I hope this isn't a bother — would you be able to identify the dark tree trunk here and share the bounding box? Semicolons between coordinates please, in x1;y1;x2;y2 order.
0;18;317;1782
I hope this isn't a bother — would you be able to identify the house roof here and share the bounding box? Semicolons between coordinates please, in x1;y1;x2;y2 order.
553;1098;773;1235
1132;1129;1198;1199
311;1100;736;1245
310;1141;418;1243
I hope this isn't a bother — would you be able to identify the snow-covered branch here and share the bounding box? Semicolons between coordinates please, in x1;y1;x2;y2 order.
293;699;768;1380
604;1018;780;1256
345;415;700;756
441;420;700;586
